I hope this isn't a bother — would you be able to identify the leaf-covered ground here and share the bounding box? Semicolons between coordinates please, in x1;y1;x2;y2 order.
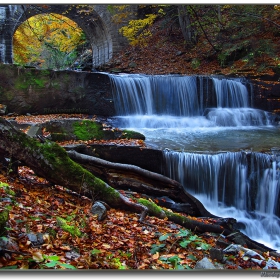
1;114;280;271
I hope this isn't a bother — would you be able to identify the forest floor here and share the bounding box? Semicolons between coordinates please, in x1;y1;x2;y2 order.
0;114;280;271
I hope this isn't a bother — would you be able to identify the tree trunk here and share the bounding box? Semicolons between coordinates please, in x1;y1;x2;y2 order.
177;5;197;46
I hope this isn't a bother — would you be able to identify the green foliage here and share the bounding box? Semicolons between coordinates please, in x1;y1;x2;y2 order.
150;228;211;269
191;58;200;69
31;253;77;269
150;243;166;254
159;255;190;270
216;5;279;68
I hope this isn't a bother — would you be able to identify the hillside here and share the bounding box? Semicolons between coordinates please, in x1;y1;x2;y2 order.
108;15;280;78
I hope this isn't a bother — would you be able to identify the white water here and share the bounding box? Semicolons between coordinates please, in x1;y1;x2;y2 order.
108;73;280;252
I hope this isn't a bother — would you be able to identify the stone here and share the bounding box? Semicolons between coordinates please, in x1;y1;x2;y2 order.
0;104;7;115
91;201;107;221
194;257;217;269
209;248;225;262
27;232;45;246
128;61;137;68
0;236;19;251
26;125;43;138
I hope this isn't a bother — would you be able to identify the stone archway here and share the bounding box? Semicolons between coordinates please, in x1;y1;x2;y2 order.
0;4;135;67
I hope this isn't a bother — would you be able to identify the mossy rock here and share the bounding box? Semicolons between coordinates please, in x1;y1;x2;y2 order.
73;120;105;141
121;130;145;140
43;119;145;142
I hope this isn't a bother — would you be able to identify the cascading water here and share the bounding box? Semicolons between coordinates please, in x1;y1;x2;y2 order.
108;73;280;251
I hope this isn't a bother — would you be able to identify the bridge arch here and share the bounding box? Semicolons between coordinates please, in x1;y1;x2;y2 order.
0;4;133;67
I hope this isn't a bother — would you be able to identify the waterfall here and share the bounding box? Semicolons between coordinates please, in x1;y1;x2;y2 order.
109;73;274;127
163;150;280;250
212;77;249;108
108;73;280;251
110;74;201;116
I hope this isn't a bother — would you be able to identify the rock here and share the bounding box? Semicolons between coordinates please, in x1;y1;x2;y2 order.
128;62;137;68
0;237;19;251
194;257;217;269
209;248;225;263
26;124;43;138
91;201;107;221
65;250;80;260
0;104;7;115
175;51;184;56
27;233;45;246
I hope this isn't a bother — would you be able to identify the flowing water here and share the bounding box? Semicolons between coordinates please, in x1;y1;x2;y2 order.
108;73;280;252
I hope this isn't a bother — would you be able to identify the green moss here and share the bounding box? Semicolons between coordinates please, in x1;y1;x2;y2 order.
0;182;15;196
163;210;193;228
14;70;48;91
73;120;104;141
56;216;82;237
46;227;57;237
0;209;9;236
138;198;166;218
121;130;145;140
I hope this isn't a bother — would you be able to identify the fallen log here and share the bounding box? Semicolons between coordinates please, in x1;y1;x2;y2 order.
66;149;217;218
0;117;149;222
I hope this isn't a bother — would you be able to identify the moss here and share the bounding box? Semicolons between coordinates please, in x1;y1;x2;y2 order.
138;198;166;218
46;227;57;238
56;216;82;237
121;130;145;140
14;69;48;91
0;209;9;236
73;120;104;141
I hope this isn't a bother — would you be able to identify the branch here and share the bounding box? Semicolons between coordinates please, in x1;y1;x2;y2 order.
189;5;219;53
233;12;280;29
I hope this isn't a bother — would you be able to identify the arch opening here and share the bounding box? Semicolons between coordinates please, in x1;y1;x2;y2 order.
13;13;90;70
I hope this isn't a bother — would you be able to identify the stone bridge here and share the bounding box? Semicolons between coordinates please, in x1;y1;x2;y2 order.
0;4;135;67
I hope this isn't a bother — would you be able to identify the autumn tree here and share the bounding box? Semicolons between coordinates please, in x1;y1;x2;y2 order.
13;13;87;69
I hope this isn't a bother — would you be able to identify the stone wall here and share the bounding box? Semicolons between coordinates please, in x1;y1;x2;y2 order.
0;64;115;115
